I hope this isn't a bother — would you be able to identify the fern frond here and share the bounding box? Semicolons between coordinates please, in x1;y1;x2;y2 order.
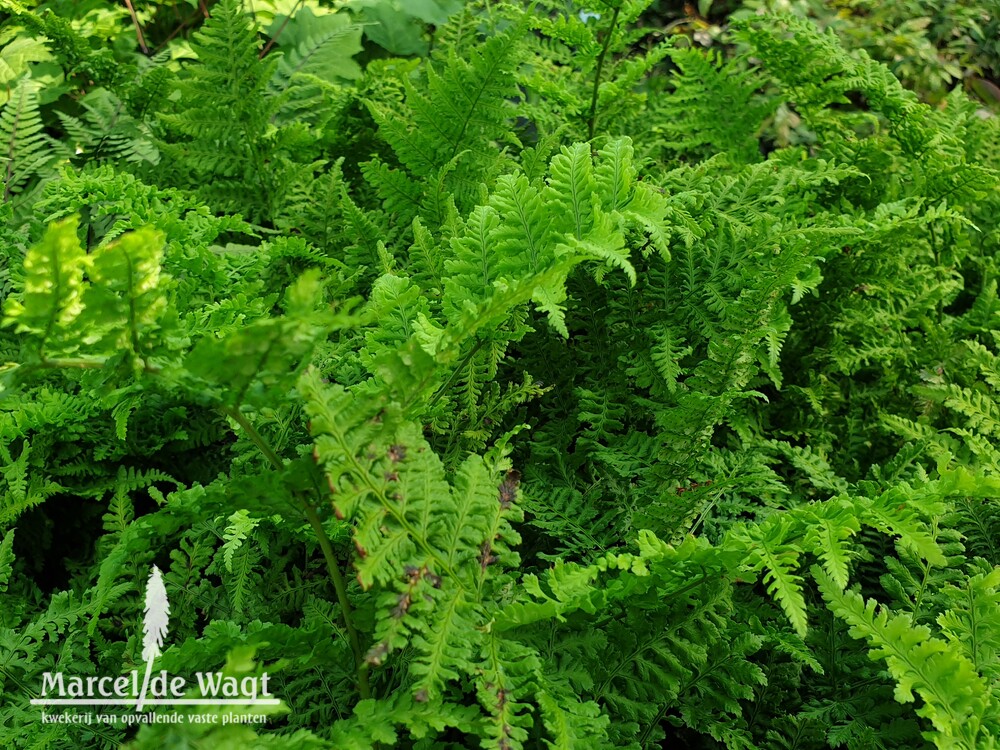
937;561;1000;683
56;88;158;165
816;567;998;749
1;76;61;204
653;47;774;164
368;30;521;212
1;217;88;357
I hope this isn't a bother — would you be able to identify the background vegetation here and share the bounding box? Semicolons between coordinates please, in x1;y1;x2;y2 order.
1;1;999;748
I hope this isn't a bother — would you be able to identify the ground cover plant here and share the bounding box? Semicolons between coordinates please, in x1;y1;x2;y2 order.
1;0;1000;748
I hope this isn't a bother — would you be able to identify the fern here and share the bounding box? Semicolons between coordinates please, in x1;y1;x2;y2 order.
155;0;312;222
366;29;521;217
2;2;1000;748
653;46;775;164
816;568;999;750
0;76;62;207
57;88;159;166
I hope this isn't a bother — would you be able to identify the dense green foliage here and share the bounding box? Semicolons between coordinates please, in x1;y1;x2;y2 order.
1;1;1000;748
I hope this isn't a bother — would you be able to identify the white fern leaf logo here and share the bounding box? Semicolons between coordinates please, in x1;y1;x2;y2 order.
136;565;169;711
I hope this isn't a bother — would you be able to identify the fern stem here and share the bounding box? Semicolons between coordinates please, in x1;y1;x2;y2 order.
123;0;149;54
220;405;371;700
636;694;673;746
302;502;371;700
221;405;285;469
427;338;486;410
259;0;304;58
123;249;143;361
586;3;621;142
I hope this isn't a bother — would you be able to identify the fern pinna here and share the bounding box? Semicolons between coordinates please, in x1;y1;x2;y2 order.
1;1;1000;749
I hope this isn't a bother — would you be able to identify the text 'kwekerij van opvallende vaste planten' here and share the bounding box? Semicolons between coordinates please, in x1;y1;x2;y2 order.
1;0;1000;747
